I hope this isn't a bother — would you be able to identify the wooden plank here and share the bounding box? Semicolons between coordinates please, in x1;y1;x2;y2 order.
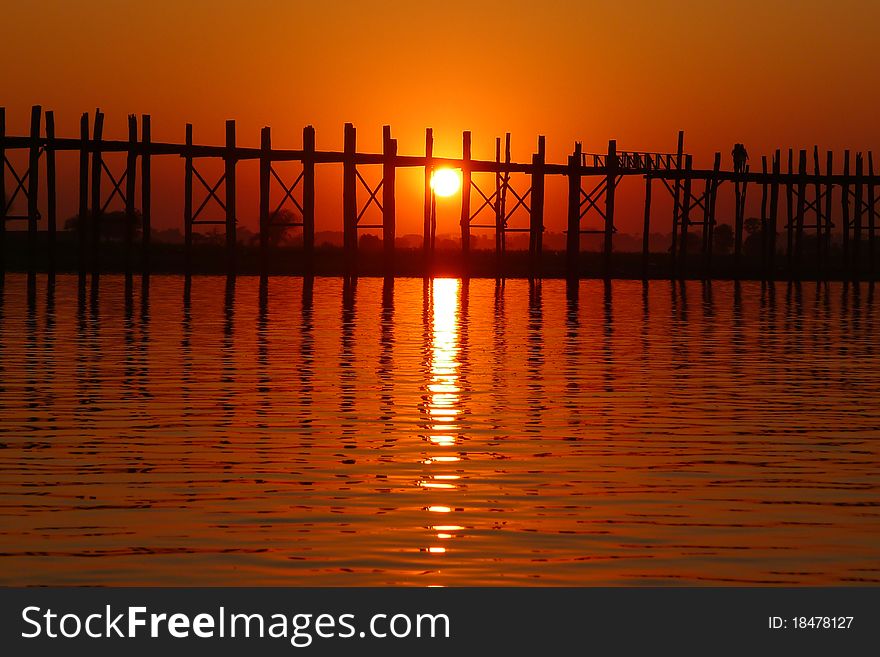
812;146;822;271
225;119;237;273
823;151;833;266
760;155;768;273
45;110;57;271
495;137;502;259
853;153;863;276
141;115;152;270
785;148;794;272
705;152;721;275
869;152;875;275
382;126;396;267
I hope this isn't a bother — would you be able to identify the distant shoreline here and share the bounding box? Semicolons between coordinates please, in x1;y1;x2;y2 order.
1;233;877;281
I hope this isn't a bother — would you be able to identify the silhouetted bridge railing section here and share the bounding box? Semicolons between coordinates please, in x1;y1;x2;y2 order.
1;105;878;279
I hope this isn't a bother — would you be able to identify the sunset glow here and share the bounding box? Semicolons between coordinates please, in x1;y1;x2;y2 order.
430;168;461;197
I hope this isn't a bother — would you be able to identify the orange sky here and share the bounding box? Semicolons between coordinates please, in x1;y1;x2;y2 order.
4;0;880;236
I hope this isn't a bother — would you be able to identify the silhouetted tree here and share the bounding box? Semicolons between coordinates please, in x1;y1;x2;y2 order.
63;210;142;240
744;217;762;256
714;223;734;254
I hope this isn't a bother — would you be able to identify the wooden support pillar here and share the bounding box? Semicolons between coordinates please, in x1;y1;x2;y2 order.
678;155;693;275
124;114;137;275
603;139;617;277
812;146;822;272
529;135;546;273
824;151;833;265
382;125;396;268
704;152;721;275
794;149;807;274
0;108;5;279
27;105;41;270
868;152;875;276
423;127;434;259
46;110;57;271
500;133;511;258
459;130;472;260
768;150;781;277
734;164;744;266
302;125;316;262
343;122;357;268
183;124;193;274
494;136;502;260
77;113;89;273
853;153;864;276
841;150;851;265
670;130;684;263
566;142;582;278
90;110;105;274
759;155;768;273
141;115;152;271
641;155;653;277
785;149;794;272
259;126;271;276
224;119;237;274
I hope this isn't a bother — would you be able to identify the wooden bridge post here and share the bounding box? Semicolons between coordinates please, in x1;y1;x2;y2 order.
670;130;684;263
343;123;358;268
45;111;57;271
678;155;693;275
90;110;104;274
759;155;768;273
27;105;41;270
812;146;822;272
824;151;833;267
529;135;546;274
224;119;237;274
566;142;582;278
734;164;744;267
794;150;807;275
501;133;511;258
853;153;864;277
183;124;193;274
423;127;434;260
768;150;781;277
141;115;152;271
494;137;502;261
603;139;617;277
704;152;721;275
868;152;875;276
460;131;472;261
785;149;794;273
259;126;271;276
302;125;316;262
641;155;653;276
841;150;851;266
0;108;5;279
382;125;396;268
125;114;137;275
77;113;89;273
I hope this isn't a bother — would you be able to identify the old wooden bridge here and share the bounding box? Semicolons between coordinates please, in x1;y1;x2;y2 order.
1;105;878;279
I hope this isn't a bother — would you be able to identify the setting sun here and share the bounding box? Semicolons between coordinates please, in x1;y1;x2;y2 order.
430;168;461;197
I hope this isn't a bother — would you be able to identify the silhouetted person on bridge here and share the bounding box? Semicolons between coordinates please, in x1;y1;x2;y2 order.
732;143;749;174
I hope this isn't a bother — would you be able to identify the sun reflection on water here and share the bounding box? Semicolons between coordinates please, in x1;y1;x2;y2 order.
420;279;463;562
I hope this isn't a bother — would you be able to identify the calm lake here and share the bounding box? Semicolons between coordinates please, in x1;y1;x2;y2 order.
0;274;878;586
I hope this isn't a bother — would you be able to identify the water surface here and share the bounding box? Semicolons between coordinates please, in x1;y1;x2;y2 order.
0;274;878;585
